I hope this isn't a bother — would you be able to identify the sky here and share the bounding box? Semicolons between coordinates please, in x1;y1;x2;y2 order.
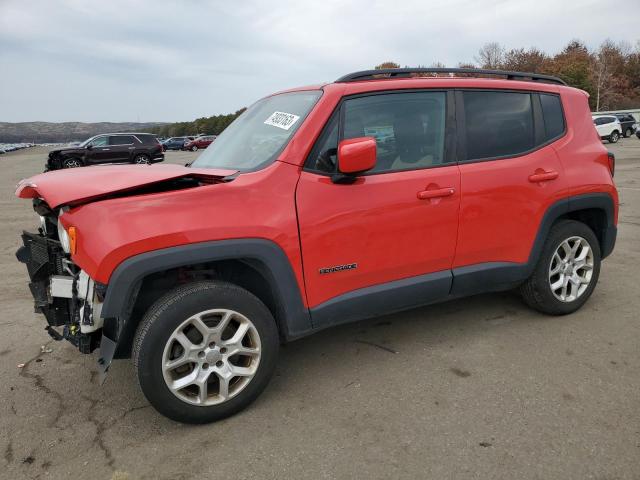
0;0;637;123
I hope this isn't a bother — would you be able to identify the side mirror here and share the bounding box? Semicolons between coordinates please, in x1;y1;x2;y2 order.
86;145;93;150
334;137;376;183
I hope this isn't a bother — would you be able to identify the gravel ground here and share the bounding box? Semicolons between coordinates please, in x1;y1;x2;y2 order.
1;141;639;480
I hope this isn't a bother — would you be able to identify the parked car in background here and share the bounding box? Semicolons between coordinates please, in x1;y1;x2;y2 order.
614;114;637;138
46;133;164;170
184;135;217;151
593;115;622;143
15;68;618;424
162;137;190;151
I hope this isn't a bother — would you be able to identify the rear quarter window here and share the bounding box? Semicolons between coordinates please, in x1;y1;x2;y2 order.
539;94;565;141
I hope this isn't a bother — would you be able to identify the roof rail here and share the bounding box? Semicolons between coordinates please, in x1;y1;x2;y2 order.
335;68;567;86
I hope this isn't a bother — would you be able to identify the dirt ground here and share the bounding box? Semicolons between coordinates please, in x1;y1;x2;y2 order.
1;141;639;480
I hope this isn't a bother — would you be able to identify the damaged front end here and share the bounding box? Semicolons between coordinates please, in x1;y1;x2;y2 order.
16;202;103;355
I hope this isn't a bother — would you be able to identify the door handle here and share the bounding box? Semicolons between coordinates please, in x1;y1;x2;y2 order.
417;187;455;200
528;170;559;183
100;148;110;151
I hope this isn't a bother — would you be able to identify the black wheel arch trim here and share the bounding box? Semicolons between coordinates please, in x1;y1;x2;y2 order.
451;192;616;296
97;239;312;374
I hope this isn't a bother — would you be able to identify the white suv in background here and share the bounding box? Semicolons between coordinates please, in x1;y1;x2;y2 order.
593;115;622;143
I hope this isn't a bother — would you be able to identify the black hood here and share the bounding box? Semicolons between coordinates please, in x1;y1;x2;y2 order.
49;146;84;157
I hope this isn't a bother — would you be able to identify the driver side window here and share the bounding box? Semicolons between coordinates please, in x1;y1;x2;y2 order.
306;91;447;174
90;136;108;147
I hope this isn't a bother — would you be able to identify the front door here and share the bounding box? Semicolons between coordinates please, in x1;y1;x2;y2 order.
85;135;114;164
296;91;460;327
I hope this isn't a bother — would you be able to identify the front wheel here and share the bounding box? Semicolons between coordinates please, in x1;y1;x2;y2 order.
624;128;633;138
609;131;619;143
191;145;198;152
134;154;150;164
63;158;83;168
520;220;601;315
132;281;279;424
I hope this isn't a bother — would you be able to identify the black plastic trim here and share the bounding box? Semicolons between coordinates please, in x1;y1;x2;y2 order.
335;68;567;85
101;239;312;340
310;270;452;329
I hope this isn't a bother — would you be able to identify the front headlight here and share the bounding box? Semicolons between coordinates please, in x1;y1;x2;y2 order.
57;214;70;253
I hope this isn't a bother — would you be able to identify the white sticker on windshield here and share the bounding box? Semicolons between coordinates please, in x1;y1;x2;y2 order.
264;111;300;130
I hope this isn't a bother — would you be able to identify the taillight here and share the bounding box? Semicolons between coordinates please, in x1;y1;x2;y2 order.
607;151;615;177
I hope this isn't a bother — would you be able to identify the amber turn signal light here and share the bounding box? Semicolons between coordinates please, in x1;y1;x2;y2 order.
68;226;77;254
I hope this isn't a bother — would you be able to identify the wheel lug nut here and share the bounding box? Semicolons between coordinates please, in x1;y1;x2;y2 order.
219;347;227;354
216;360;223;368
202;363;209;369
197;351;205;358
209;342;216;348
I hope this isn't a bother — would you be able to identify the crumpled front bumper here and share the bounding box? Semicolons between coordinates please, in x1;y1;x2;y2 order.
16;231;103;353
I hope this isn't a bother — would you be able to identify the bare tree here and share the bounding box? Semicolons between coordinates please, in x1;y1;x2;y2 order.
475;42;505;69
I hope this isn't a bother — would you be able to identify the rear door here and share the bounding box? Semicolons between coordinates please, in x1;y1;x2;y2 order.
453;90;569;290
296;90;460;325
108;135;137;162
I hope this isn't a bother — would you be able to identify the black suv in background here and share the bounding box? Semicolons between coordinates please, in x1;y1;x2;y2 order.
615;114;638;138
46;133;164;170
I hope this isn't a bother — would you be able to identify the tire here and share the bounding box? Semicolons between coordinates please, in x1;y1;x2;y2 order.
624;127;632;138
520;220;601;315
609;131;619;143
134;154;150;164
132;280;279;424
62;158;82;168
191;145;198;152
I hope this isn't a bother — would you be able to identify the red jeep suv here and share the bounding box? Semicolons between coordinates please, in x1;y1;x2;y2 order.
15;68;618;423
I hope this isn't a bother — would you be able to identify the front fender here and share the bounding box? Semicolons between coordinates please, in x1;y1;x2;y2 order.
97;238;312;376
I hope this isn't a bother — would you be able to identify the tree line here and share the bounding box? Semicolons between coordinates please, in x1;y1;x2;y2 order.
377;39;640;111
148;108;246;137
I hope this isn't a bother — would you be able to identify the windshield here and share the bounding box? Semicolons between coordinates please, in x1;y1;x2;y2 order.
192;90;322;171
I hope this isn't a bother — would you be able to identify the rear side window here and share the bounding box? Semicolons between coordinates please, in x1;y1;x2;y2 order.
539;94;565;141
462;91;534;161
109;135;136;145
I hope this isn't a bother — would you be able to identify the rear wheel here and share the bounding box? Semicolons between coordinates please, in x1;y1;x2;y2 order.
609;131;619;143
191;145;198;152
520;220;601;315
624;127;633;138
134;154;150;164
132;281;279;424
63;158;82;168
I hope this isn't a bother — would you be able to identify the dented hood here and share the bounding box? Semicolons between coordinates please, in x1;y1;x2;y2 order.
16;164;237;208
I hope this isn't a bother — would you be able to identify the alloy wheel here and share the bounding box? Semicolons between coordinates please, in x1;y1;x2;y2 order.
64;159;81;168
548;236;594;302
135;155;150;164
162;309;261;406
